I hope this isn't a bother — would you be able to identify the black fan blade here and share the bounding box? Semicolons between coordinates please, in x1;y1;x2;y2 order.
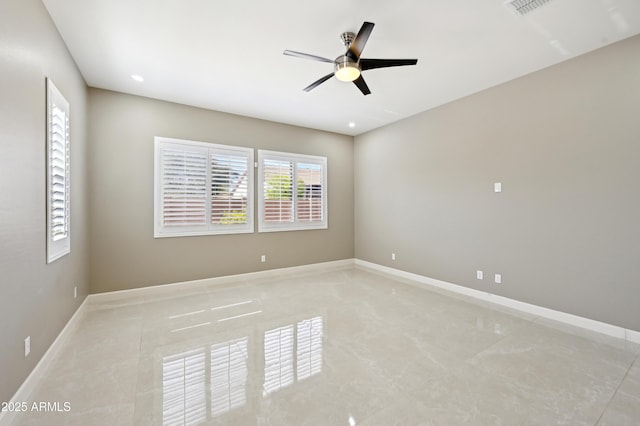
303;73;334;92
360;58;418;71
347;22;375;60
283;50;335;63
353;75;371;96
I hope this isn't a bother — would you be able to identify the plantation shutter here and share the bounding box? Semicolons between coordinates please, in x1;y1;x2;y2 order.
50;104;69;238
258;150;327;232
46;79;71;263
161;145;208;228
154;137;253;237
262;158;294;224
296;162;323;222
210;150;250;226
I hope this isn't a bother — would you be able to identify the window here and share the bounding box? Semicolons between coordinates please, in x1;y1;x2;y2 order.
258;150;327;232
46;79;70;263
154;137;253;237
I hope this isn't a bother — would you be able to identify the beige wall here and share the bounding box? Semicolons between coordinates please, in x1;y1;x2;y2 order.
88;89;354;293
0;0;89;403
355;35;640;331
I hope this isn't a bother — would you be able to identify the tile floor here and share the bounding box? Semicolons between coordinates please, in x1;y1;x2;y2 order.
7;266;640;425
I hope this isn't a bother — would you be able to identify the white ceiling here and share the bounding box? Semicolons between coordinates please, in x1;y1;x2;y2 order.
42;0;640;136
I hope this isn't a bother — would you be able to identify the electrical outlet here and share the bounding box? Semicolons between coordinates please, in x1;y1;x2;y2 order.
494;182;502;193
391;253;396;261
261;255;266;263
74;286;77;299
25;336;30;357
495;273;502;284
476;270;483;280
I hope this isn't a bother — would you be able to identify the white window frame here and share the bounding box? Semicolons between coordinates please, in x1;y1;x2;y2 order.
258;150;327;232
154;137;254;238
46;79;71;263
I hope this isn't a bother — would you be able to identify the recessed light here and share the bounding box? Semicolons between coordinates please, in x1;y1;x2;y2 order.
348;122;355;128
131;74;144;82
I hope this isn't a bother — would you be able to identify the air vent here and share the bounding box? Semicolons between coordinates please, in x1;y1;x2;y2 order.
505;0;551;15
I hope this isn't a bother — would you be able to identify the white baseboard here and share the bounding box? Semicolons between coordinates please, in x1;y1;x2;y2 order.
89;258;355;304
355;259;640;344
627;328;640;344
0;298;89;426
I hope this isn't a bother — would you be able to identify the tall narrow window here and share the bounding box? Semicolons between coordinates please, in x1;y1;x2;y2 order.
258;150;327;232
46;79;70;263
154;137;253;237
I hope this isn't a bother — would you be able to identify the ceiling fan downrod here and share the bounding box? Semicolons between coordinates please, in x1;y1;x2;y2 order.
340;32;356;48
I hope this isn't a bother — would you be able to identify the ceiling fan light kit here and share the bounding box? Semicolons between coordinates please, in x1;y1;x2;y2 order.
334;57;360;82
283;22;418;95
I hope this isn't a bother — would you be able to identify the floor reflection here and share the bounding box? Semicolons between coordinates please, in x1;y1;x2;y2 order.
263;324;295;395
211;337;248;416
162;348;207;426
296;317;323;381
263;316;324;395
160;315;324;424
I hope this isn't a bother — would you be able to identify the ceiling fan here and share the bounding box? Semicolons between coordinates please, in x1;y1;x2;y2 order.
283;21;418;96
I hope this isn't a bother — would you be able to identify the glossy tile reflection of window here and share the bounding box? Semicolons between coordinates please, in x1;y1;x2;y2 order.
263;317;324;396
296;317;323;381
211;337;248;416
162;348;207;426
263;325;294;395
